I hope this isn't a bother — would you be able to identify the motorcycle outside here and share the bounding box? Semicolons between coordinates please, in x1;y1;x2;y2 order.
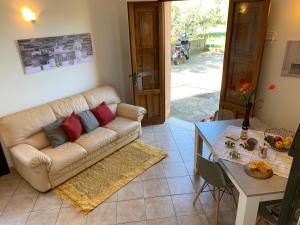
172;34;190;65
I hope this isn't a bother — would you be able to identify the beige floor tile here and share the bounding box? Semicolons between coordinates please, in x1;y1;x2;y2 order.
132;174;142;182
119;222;147;225
15;181;38;194
3;193;38;215
171;194;203;216
117;199;146;224
167;177;194;195
162;151;183;163
56;207;86;225
171;132;192;141
179;151;194;162
175;140;194;150
139;133;156;143
0;212;29;225
145;196;175;220
201;192;236;225
0;179;21;195
155;141;178;152
26;209;59;225
155;134;174;143
183;161;194;176
143;179;170;198
0;194;11;211
118;181;144;201
142;164;165;180
104;192;118;203
163;162;188;178
61;199;70;208
33;191;62;211
87;202;116;225
147;217;178;225
189;175;204;191
177;214;209;225
0;169;21;181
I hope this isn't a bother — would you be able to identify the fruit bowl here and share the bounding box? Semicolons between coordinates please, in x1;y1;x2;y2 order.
264;128;294;152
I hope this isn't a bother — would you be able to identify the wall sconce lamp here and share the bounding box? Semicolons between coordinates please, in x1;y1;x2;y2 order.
239;4;248;14
21;7;37;23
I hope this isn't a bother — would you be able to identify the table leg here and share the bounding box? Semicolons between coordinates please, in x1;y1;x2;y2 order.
194;128;203;175
235;192;260;225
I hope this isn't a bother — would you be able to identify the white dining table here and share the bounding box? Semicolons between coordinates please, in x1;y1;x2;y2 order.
194;118;288;225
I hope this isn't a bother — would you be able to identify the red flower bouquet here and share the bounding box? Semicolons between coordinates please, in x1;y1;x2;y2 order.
229;79;276;127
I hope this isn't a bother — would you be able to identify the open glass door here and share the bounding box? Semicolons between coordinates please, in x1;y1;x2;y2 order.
219;0;271;117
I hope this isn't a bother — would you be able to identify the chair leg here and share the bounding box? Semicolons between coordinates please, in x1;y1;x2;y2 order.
216;187;220;225
193;181;206;205
229;187;237;209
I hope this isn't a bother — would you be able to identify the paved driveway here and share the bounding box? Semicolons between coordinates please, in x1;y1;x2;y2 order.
170;52;223;123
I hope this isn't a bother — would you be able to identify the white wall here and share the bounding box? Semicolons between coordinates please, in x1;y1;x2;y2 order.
0;0;101;117
0;0;129;166
255;0;300;131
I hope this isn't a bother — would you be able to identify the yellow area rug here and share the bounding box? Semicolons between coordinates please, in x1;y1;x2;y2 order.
54;140;167;214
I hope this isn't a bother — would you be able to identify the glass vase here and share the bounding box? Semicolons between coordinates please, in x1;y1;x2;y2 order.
242;103;252;128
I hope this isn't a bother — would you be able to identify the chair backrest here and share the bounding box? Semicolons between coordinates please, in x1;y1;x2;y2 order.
198;155;228;188
214;109;235;121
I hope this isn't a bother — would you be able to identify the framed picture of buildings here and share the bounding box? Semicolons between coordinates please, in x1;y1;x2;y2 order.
17;33;93;74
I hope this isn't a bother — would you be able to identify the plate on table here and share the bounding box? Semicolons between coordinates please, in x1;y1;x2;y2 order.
244;160;273;179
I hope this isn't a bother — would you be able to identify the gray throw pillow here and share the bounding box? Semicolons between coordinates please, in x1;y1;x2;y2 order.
78;110;100;133
43;117;69;148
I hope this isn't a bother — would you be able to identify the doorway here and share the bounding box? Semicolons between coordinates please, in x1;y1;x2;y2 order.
127;0;271;126
169;0;229;123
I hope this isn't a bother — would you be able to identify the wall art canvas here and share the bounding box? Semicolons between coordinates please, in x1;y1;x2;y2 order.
17;33;93;74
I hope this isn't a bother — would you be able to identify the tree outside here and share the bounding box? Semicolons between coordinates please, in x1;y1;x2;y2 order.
171;0;228;51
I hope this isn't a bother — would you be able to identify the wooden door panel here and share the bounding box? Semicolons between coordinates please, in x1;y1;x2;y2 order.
128;2;165;125
220;0;270;117
137;51;158;90
226;60;253;104
233;3;262;56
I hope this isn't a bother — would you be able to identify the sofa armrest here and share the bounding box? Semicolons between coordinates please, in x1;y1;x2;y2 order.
117;103;146;122
10;144;52;171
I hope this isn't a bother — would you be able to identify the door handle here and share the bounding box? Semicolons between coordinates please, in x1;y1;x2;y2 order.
129;73;138;86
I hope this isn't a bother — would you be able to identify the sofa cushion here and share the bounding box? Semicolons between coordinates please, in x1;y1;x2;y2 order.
25;132;50;149
82;85;121;109
62;113;83;141
49;94;89;118
105;116;140;137
41;142;87;175
43;118;69;148
0;104;57;148
78;110;99;133
75;127;118;153
91;102;114;126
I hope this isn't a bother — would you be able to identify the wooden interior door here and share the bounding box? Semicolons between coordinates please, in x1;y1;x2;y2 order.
219;0;270;117
128;2;165;125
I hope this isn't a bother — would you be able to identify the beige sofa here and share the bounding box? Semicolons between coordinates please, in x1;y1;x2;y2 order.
0;85;146;192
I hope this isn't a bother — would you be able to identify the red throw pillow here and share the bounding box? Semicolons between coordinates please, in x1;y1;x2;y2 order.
62;112;83;141
91;102;114;126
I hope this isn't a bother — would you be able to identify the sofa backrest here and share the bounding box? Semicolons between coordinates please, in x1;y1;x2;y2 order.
0;105;57;148
0;85;121;149
82;85;121;115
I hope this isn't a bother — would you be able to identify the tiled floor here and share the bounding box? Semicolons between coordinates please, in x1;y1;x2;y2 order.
0;118;237;225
